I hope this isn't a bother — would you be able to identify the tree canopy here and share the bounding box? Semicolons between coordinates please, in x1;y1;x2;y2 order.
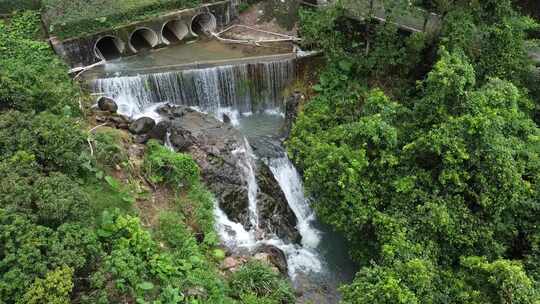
290;0;540;302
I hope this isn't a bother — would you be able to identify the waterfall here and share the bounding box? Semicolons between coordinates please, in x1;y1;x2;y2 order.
91;56;327;279
264;154;324;278
92;59;295;120
232;138;260;230
267;157;321;249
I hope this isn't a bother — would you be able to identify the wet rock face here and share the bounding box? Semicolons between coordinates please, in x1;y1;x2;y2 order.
257;161;300;243
282;91;303;138
157;104;300;242
129;117;156;135
160;105;252;228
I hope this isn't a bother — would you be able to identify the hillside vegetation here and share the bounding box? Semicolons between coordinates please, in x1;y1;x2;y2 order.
289;0;540;302
0;11;292;304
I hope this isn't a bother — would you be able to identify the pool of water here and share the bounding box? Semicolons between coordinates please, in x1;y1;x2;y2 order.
83;39;292;79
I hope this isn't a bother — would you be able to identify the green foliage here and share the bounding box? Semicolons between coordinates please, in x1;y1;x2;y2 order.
0;154;91;227
0;210;102;302
229;261;295;304
0;11;80;113
96;210;230;303
20;266;74;304
144;139;200;188
440;4;538;86
0;0;41;14
41;0;210;39
290;2;540;302
93;127;129;168
0;111;87;175
460;257;540;304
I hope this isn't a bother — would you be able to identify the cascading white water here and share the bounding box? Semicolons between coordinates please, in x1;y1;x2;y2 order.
232;138;260;230
92;59;295;119
267;157;321;249
92;56;327;279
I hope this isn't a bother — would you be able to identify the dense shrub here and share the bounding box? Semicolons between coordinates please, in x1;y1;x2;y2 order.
0;0;41;14
94;210;230;303
20;266;74;304
0;210;102;302
144;139;200;188
290;1;540;302
0;111;87;174
229;261;294;304
0;12;80;113
0;158;91;227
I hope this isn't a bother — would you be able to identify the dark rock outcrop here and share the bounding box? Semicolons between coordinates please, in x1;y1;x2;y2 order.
129;117;156;135
148;120;171;141
97;96;118;113
158;104;299;242
257;161;300;243
254;244;288;275
161;105;252;228
282;91;304;138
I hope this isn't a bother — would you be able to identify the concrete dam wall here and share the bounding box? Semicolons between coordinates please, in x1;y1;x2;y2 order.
50;1;235;68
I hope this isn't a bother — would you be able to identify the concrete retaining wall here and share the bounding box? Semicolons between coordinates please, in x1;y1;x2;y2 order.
50;1;235;68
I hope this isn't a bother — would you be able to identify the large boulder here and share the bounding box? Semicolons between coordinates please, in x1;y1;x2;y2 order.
129;117;156;135
97;96;118;113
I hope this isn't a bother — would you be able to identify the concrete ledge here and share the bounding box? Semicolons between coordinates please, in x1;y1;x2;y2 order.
51;1;236;68
99;53;298;77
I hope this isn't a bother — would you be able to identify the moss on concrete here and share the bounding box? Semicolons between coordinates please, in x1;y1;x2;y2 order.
41;0;218;39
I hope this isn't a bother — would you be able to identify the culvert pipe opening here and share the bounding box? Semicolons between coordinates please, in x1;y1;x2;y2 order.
162;20;189;44
191;13;217;37
130;28;159;52
94;36;125;61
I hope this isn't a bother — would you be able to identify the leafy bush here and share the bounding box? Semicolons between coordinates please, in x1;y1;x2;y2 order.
0;210;102;302
144;139;200;188
21;266;74;304
93;127;128;168
290;1;540;302
96;210;230;303
229;261;294;304
0;11;80;113
0;155;91;227
0;111;87;175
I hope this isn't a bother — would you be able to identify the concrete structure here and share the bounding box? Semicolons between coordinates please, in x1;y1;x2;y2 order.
49;1;234;68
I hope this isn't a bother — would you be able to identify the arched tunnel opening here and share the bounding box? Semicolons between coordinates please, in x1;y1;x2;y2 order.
94;36;124;61
130;28;159;52
162;20;189;44
191;13;217;37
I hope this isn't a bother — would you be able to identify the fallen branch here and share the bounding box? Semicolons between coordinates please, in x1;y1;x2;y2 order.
71;60;106;80
87;123;109;156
